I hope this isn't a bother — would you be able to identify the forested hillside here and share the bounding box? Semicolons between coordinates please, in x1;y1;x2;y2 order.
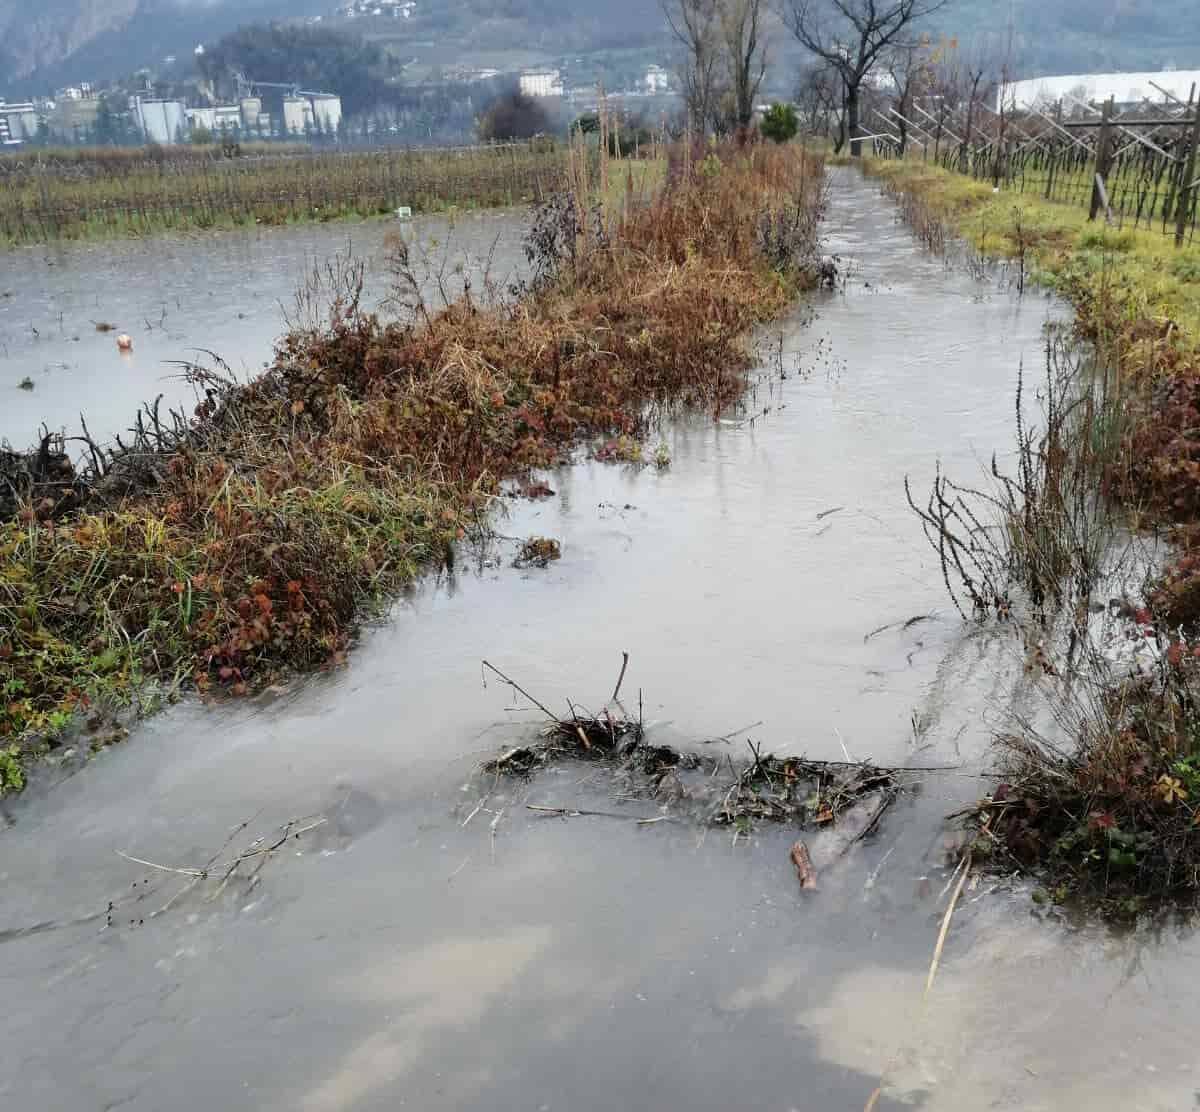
1;0;1196;99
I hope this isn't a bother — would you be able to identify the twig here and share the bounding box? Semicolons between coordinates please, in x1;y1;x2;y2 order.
490;806;505;864
482;659;563;724
611;651;630;703
527;803;639;820
926;852;971;994
863;853;973;1112
115;851;206;877
835;726;853;763
702;720;764;745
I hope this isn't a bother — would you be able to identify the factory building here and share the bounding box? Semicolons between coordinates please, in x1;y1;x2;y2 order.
0;101;38;144
310;94;342;132
134;97;187;144
50;95;100;140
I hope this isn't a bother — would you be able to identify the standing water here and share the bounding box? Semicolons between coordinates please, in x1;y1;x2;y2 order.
2;169;1197;1112
0;209;527;448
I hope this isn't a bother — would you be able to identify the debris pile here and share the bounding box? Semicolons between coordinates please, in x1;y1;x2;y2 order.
479;658;916;890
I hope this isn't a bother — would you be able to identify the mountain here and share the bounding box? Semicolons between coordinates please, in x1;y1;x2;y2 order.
2;0;1198;100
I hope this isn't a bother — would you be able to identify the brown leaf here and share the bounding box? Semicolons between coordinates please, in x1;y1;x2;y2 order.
790;839;818;890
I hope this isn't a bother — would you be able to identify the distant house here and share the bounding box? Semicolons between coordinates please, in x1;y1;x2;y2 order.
519;69;565;98
643;65;671;94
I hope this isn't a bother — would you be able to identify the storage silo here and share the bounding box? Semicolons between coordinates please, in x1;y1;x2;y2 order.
310;94;342;133
135;98;187;144
282;96;311;134
239;96;262;130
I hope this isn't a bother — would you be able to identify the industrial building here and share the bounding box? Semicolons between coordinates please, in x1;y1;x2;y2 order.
282;95;316;134
310;94;342;132
134;97;187;144
0;101;38;144
999;69;1200;112
50;94;101;140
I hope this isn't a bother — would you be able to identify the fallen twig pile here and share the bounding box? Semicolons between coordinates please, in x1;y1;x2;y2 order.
478;657;923;888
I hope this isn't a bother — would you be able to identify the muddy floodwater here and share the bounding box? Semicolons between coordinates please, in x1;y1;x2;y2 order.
4;170;1200;1112
0;208;527;448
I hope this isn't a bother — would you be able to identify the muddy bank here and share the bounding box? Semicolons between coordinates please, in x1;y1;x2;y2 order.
0;166;1117;1112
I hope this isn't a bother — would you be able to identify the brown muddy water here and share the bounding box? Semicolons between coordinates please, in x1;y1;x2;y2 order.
3;170;1199;1112
0;208;526;448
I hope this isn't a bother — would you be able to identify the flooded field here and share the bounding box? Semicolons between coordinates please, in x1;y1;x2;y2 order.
2;169;1195;1112
0;208;527;448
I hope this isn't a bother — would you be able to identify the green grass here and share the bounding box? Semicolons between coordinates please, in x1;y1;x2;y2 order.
867;156;1200;350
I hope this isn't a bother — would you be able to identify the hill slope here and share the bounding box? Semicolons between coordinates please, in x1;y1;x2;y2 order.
1;0;1197;99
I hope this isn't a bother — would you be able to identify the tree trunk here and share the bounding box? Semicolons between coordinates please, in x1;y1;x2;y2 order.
847;88;862;157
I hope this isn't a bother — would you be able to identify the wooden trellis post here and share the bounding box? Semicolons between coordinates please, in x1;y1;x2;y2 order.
1089;97;1115;222
1176;89;1200;247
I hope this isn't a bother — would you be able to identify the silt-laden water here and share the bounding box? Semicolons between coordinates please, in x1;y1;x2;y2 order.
2;171;1197;1112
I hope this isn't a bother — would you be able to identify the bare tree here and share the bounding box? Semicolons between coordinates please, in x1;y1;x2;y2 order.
885;39;934;154
720;0;770;131
781;0;952;157
796;61;845;148
662;0;722;132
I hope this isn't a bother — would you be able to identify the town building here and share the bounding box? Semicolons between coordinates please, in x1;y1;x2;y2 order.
519;69;564;98
643;65;672;94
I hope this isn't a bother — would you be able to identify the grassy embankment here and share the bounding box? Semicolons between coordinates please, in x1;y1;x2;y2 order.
867;155;1200;911
0;140;824;792
0;143;566;245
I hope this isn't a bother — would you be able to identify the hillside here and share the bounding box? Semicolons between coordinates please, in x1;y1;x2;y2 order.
1;0;1198;100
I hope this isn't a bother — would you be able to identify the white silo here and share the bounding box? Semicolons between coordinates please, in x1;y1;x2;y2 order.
282;96;313;134
310;94;342;133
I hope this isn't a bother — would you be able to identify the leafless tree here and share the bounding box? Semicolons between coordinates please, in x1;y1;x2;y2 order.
720;0;770;131
781;0;952;156
796;61;845;148
662;0;722;132
885;39;934;154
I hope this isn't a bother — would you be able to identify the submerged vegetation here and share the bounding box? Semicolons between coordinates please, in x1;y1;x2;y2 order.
0;138;824;787
873;154;1200;912
0;142;563;245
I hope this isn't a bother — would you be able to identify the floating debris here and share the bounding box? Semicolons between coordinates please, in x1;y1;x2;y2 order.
790;839;818;889
514;536;561;568
476;658;924;873
17;376;34;391
116;334;133;352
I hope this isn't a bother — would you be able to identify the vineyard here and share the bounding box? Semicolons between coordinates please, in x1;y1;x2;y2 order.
870;90;1200;245
0;142;565;244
